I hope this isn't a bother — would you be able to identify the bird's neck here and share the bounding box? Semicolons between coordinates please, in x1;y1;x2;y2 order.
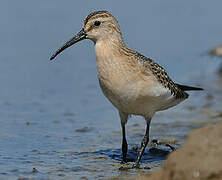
95;32;131;61
94;32;128;81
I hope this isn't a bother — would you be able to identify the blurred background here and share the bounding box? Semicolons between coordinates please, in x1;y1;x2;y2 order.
0;0;222;179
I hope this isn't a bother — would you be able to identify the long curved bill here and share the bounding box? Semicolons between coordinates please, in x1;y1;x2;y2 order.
50;28;86;60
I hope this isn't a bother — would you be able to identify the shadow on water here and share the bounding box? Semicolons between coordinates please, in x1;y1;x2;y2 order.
75;145;173;163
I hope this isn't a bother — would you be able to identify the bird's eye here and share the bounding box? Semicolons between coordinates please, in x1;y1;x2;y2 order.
94;21;101;27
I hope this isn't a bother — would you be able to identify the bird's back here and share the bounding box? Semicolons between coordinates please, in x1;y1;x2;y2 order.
134;52;189;99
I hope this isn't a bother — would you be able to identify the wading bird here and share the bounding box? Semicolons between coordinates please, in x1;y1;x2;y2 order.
50;10;203;168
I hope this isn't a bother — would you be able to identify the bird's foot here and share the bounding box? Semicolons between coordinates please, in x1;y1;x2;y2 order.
119;163;150;170
119;162;136;170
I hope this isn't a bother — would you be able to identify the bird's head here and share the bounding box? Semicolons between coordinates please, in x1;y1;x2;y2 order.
50;10;122;60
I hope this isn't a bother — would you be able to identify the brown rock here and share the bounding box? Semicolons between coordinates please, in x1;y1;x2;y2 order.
137;122;222;180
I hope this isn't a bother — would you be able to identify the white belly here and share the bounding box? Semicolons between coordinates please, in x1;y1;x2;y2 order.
99;76;184;117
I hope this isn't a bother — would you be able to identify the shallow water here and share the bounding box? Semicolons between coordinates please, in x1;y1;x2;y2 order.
0;1;222;179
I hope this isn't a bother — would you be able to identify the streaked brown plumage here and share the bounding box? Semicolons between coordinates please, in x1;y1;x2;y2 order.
50;10;203;168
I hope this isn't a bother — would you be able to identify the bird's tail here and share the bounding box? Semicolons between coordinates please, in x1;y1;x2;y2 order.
175;84;203;91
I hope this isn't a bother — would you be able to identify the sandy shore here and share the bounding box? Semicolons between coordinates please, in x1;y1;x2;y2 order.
136;121;222;180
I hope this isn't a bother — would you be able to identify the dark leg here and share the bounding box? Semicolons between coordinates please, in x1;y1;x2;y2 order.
119;112;129;163
121;124;127;162
133;118;151;168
